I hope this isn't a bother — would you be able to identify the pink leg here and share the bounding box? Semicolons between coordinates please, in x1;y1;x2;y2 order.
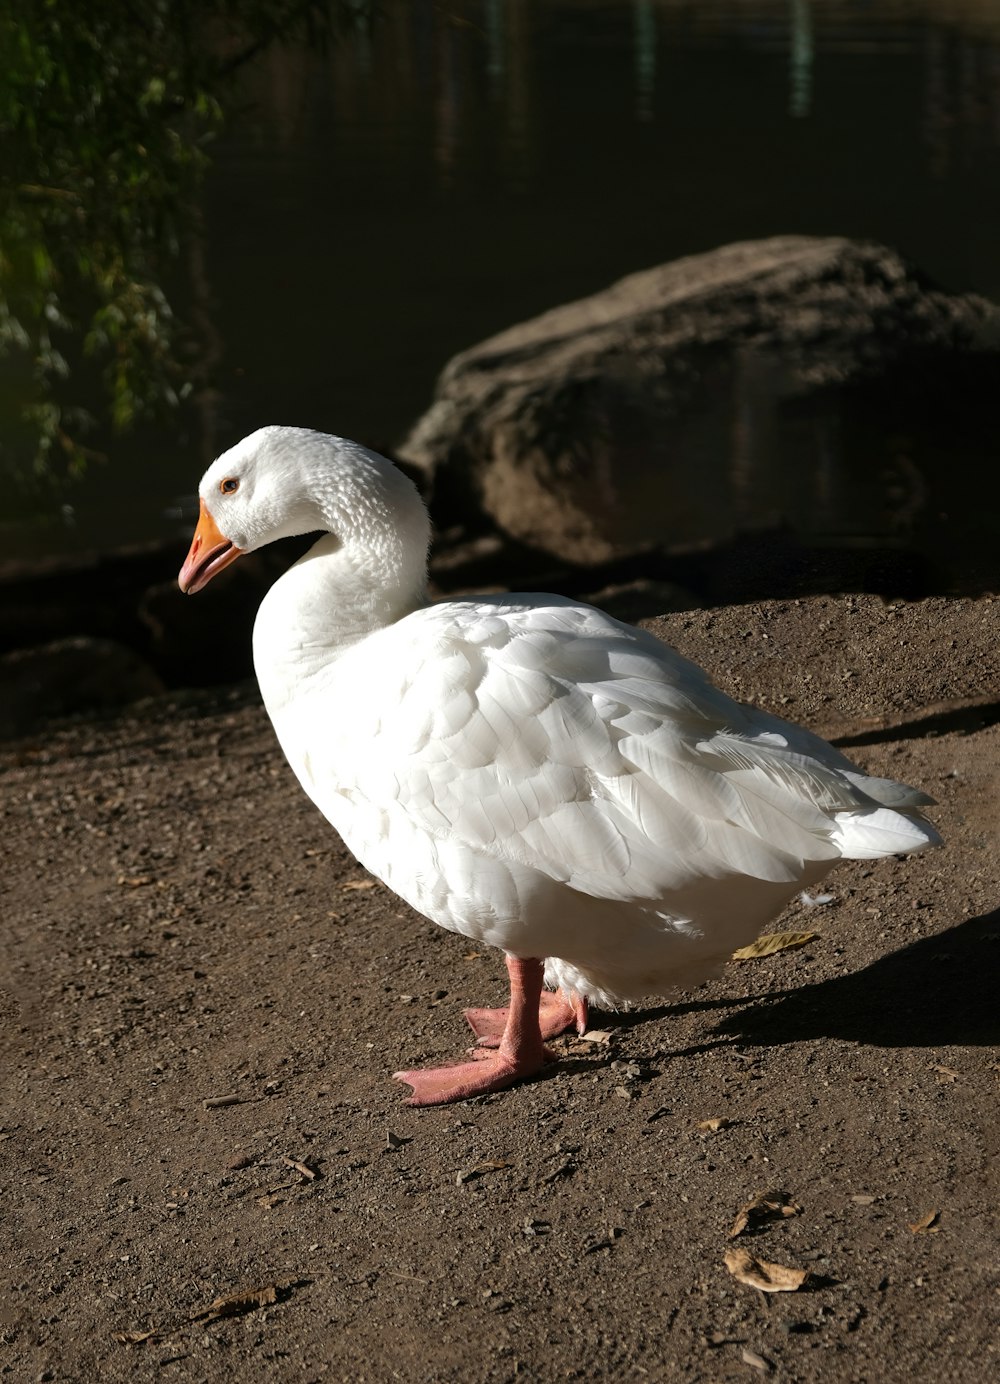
464;988;588;1046
394;956;551;1107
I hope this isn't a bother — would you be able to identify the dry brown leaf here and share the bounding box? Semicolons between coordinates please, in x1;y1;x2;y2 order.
724;1247;811;1294
193;1285;278;1322
741;1347;772;1373
340;879;375;891
907;1209;940;1234
729;1189;802;1238
256;1179;298;1208
732;932;819;960
579;1030;613;1045
117;1279;300;1345
932;1064;961;1083
697;1117;731;1132
116;874;152;888
114;1328;161;1345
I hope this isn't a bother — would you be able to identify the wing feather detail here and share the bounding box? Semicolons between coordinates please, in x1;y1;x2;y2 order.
322;595;935;903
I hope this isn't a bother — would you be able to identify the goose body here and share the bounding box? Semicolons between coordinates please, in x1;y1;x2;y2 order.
180;426;940;1104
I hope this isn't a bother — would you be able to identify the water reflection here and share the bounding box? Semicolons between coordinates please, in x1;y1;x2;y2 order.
634;0;657;122
789;0;814;117
1;0;999;598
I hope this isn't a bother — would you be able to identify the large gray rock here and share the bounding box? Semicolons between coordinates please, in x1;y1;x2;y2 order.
400;237;1000;570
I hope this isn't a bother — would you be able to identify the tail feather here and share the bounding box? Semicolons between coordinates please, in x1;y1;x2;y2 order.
831;806;942;860
841;770;936;810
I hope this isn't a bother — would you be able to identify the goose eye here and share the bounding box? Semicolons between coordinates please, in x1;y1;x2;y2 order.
220;477;240;495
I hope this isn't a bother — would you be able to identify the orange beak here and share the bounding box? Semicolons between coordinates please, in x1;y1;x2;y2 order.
178;499;244;594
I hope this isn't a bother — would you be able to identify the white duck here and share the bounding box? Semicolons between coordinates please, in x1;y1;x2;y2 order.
178;426;940;1106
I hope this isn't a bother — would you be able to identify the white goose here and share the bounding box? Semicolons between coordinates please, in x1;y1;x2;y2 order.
179;426;940;1106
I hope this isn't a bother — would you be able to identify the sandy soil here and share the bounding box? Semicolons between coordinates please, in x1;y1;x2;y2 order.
1;594;997;1383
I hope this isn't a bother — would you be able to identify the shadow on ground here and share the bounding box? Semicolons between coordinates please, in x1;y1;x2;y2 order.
712;910;1000;1049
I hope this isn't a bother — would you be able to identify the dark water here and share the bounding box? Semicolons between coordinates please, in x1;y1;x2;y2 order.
5;0;1000;581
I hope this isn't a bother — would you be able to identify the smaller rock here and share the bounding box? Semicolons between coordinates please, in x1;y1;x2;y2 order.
0;638;164;738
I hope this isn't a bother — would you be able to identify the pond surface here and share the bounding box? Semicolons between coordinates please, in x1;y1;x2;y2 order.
5;0;1000;586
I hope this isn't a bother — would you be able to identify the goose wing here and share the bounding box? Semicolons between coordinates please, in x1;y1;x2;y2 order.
331;597;933;900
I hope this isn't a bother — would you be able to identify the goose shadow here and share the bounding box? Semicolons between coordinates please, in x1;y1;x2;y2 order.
709;910;1000;1050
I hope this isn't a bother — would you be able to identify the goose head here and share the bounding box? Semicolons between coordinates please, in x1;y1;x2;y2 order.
178;425;430;598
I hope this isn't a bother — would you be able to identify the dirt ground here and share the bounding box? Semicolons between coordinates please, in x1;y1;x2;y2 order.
1;593;997;1384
